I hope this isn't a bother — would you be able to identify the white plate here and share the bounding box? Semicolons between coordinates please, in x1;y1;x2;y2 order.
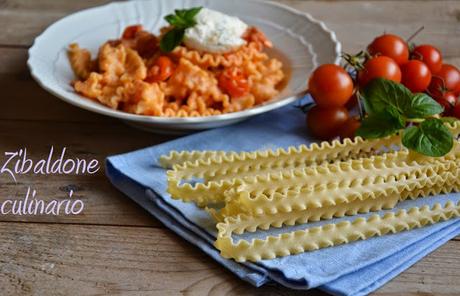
28;0;340;133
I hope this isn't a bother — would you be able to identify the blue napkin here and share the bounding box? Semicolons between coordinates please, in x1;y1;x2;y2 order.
106;101;460;296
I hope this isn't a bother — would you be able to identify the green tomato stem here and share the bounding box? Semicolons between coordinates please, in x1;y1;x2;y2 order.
356;91;364;120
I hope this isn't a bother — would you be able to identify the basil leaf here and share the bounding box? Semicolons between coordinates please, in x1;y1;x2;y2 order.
363;78;444;120
165;15;188;28
160;28;185;52
405;93;444;118
174;9;188;19
172;7;201;27
356;109;405;139
402;118;453;157
362;78;413;116
164;14;179;25
184;7;202;22
161;7;202;51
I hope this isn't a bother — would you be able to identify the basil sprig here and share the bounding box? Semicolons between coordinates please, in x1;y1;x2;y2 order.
160;7;202;52
356;78;455;157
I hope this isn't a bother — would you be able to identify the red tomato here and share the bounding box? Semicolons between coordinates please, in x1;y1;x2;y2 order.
345;93;358;110
218;67;250;98
308;64;354;107
307;105;349;140
438;92;458;115
146;56;174;82
412;45;443;74
122;25;143;39
135;31;159;58
400;60;432;93
368;34;409;65
339;117;361;139
428;64;460;98
358;56;402;87
453;102;460;119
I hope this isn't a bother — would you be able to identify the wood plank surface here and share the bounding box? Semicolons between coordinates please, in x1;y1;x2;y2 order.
1;0;460;55
0;222;459;296
0;0;459;295
0;119;172;226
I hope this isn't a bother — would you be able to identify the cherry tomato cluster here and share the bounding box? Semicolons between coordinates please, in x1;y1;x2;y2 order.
306;33;460;140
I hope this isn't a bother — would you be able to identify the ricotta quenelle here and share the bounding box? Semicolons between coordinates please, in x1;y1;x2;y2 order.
184;8;248;54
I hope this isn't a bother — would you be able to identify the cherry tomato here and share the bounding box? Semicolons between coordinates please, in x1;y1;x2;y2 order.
367;34;409;65
358;56;402;87
428;64;460;99
218;67;250;98
400;60;432;93
122;25;143;39
437;92;458;115
146;56;174;82
345;93;358;110
412;45;443;74
307;105;349;140
339;117;361;139
439;64;460;94
453;102;460;119
308;64;354;107
135;31;159;58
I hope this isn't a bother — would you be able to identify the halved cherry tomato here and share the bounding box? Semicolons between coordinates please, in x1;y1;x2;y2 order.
358;56;402;87
437;92;458;115
400;60;432;93
412;45;443;74
428;64;460;98
122;25;143;39
367;34;409;65
308;64;354;107
146;56;174;82
339;117;361;139
218;67;250;98
243;27;273;49
307;105;349;140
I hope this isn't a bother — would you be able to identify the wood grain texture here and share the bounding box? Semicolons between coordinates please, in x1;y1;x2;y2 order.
1;0;459;54
285;0;460;58
0;119;174;226
0;222;459;296
0;0;459;295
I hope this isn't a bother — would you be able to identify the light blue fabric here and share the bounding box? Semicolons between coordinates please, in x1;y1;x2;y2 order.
106;100;460;296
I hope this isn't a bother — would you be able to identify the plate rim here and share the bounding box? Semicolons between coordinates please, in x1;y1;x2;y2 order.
27;0;341;125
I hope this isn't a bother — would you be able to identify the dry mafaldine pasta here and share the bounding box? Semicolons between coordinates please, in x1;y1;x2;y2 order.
161;122;460;262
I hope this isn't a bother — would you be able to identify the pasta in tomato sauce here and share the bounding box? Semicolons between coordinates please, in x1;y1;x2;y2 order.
68;20;285;117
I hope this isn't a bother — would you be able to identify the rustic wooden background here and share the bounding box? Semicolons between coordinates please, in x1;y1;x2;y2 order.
1;0;459;295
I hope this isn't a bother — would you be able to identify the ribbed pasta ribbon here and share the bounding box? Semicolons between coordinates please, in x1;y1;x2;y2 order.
162;123;460;261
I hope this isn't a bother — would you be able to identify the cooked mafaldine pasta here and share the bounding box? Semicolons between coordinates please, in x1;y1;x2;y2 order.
68;8;285;117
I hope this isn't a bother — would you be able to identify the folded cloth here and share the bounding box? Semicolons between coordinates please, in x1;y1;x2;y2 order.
106;101;460;296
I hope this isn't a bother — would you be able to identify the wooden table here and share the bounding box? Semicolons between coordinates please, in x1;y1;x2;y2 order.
1;0;459;294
